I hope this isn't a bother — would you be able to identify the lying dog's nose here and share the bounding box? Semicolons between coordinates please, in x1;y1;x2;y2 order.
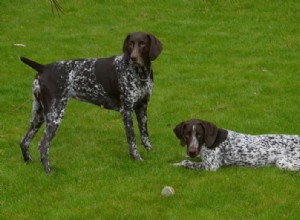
188;150;198;158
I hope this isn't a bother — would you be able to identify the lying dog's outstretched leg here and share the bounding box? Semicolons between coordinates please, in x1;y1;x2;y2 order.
135;103;152;151
173;160;218;171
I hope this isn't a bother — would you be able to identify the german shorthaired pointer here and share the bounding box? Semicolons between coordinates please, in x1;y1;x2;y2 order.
173;119;300;171
20;32;163;173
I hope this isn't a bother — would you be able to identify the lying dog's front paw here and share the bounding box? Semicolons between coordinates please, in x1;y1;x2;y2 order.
173;162;183;167
173;160;194;167
173;160;189;167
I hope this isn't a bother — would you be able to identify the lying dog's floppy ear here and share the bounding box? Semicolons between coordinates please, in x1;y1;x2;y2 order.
173;122;186;146
148;34;163;61
200;120;219;148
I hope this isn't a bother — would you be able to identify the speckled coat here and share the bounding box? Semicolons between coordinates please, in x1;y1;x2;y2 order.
176;130;300;171
19;30;164;173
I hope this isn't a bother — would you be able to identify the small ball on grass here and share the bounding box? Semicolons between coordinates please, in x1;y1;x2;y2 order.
161;186;175;197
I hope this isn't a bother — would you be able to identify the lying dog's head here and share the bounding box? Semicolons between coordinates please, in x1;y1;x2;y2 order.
173;119;228;158
123;32;163;67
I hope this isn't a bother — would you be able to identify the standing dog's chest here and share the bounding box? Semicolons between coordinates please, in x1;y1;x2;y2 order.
115;56;153;106
118;70;153;102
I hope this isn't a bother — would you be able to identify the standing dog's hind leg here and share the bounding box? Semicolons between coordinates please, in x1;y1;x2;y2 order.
20;94;44;162
38;100;67;173
38;122;60;173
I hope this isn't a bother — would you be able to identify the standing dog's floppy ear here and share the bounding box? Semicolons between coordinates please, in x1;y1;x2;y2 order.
122;34;131;61
200;120;219;148
148;34;163;61
173;122;186;146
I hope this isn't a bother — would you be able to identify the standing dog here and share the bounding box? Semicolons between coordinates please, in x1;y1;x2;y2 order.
173;119;300;171
20;32;162;173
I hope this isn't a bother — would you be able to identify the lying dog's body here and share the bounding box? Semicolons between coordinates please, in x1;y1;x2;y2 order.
20;32;162;173
174;119;300;171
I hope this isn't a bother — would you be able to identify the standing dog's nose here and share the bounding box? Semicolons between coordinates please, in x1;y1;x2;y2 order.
130;45;139;64
130;56;137;62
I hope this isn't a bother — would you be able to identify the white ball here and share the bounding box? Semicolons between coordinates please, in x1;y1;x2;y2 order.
161;186;175;197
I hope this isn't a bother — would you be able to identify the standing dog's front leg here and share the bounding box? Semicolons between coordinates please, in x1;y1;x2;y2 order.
121;107;142;161
135;103;152;151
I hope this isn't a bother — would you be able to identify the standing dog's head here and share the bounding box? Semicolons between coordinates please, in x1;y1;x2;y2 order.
123;32;163;67
173;119;228;158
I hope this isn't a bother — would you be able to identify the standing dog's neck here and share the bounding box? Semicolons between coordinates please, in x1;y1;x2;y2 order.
121;55;151;82
135;66;151;82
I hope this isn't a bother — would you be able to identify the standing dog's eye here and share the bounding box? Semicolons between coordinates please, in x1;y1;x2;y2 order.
139;41;146;47
129;41;134;48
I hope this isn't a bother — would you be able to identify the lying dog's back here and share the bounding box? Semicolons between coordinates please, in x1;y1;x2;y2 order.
217;130;300;168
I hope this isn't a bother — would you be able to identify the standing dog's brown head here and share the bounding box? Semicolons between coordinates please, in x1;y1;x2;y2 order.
123;32;163;67
173;119;228;158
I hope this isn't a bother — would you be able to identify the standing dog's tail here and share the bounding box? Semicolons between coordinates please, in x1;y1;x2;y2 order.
20;57;45;72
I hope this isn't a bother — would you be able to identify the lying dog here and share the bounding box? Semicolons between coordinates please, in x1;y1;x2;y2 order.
173;119;300;171
20;32;162;173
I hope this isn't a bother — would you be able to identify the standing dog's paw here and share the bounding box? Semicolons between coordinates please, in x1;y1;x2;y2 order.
141;138;152;151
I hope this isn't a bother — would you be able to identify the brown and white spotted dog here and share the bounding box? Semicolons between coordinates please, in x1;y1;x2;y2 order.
173;119;300;171
20;32;163;173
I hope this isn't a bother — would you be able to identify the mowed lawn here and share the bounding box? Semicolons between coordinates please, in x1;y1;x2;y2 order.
1;0;300;219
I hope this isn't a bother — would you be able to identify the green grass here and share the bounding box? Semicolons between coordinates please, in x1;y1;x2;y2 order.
1;0;300;219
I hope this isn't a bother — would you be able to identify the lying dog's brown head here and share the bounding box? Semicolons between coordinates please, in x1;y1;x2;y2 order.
123;32;163;67
173;119;228;158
